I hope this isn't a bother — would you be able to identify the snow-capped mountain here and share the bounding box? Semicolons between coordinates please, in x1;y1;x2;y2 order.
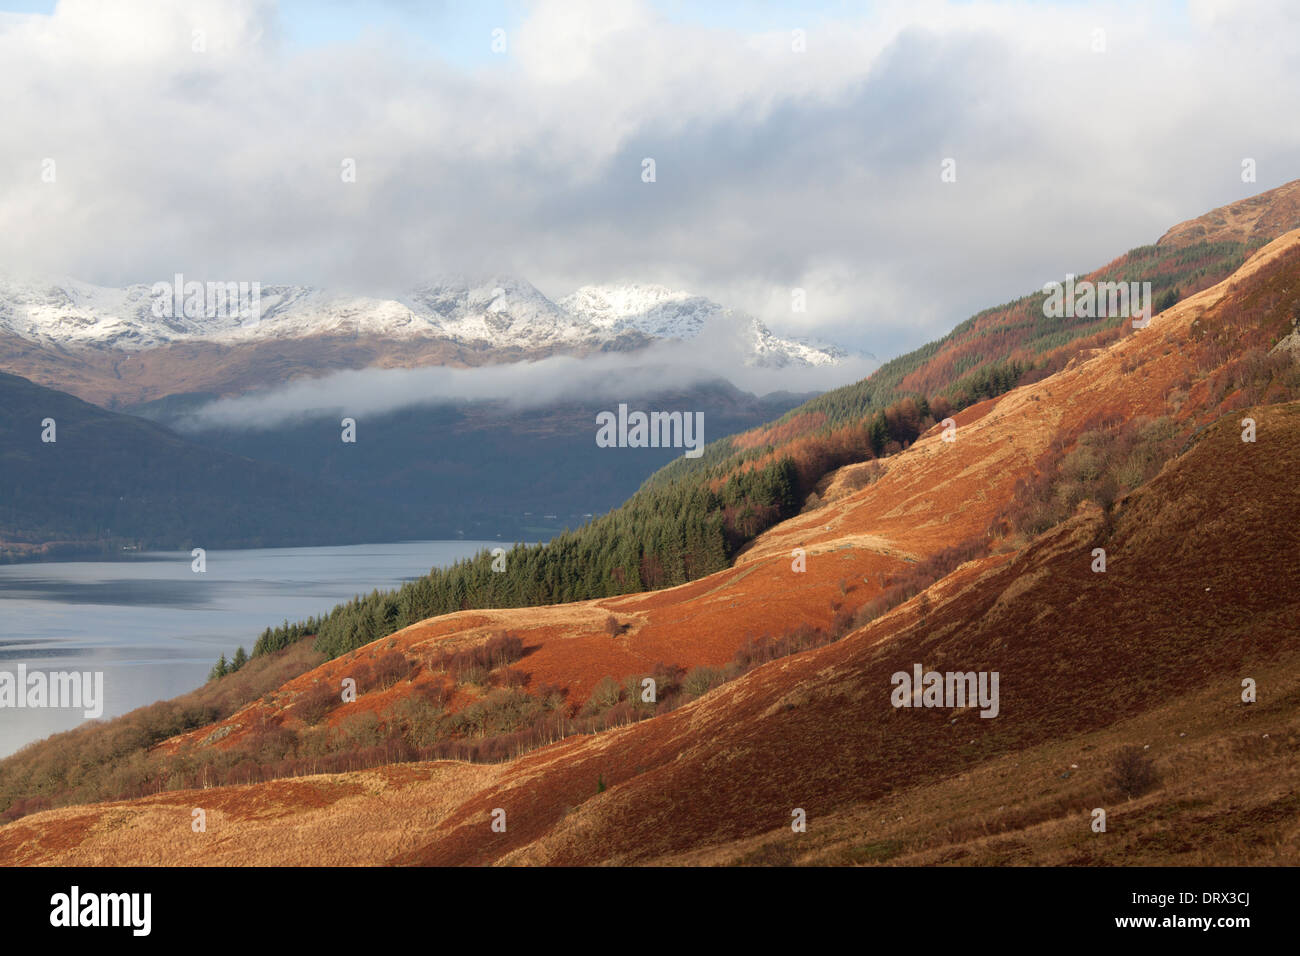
560;283;724;339
403;276;597;350
561;283;848;368
0;273;846;368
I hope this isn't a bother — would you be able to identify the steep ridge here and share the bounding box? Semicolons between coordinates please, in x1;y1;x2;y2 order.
389;235;1300;865
667;178;1300;482
1157;178;1300;247
4;228;1297;864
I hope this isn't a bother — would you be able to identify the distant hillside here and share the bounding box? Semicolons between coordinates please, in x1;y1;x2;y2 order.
136;382;809;542
0;372;401;559
0;371;809;559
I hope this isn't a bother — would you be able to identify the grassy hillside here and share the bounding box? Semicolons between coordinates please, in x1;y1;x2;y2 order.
239;182;1300;667
5;225;1299;856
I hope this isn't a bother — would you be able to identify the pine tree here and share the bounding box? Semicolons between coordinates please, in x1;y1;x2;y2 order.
209;654;228;681
869;412;889;455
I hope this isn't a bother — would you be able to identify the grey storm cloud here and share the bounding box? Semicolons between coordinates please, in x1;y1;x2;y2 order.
2;0;1299;360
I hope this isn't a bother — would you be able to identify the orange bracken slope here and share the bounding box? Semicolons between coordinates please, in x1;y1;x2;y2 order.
3;230;1299;865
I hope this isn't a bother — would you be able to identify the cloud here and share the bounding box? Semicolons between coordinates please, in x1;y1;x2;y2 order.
2;0;1298;360
176;337;878;430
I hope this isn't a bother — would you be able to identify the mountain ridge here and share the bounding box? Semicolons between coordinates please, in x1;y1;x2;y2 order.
0;272;846;369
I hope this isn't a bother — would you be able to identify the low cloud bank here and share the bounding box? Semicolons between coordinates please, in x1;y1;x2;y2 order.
178;342;877;431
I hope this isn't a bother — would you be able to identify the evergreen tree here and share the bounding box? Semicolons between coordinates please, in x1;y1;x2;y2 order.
209;654;228;682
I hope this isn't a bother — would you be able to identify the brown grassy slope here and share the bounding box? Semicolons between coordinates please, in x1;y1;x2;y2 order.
741;229;1300;567
716;178;1300;464
5;227;1294;863
1157;178;1300;247
4;398;1293;866
0;639;324;821
0;763;503;867
410;401;1300;866
666;648;1300;866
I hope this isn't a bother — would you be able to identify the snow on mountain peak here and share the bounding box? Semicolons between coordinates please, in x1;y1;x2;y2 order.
559;283;846;367
560;283;719;338
0;272;846;368
402;274;587;347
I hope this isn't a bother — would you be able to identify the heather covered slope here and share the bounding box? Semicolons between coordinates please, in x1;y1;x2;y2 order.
462;402;1299;867
3;228;1298;865
659;177;1300;480
1158;178;1300;247
3;395;1294;864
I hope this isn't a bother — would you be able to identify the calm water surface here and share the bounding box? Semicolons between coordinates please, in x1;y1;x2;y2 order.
0;540;499;757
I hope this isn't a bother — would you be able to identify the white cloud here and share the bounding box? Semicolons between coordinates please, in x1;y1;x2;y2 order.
1;0;1298;360
177;340;878;430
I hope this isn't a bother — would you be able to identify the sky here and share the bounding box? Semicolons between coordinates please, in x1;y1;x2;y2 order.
2;0;1299;362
